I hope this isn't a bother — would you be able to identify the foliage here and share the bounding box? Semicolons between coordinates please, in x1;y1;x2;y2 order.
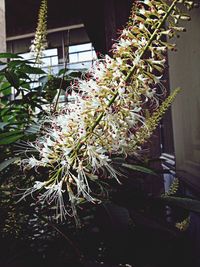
0;0;200;266
0;55;45;133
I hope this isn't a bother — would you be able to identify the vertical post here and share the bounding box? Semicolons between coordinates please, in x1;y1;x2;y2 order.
0;0;6;53
62;31;66;64
104;0;116;54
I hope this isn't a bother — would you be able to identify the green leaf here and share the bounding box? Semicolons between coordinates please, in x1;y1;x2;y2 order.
25;124;40;134
0;157;20;172
2;87;11;96
0;75;4;82
0;130;24;145
0;122;9;130
21;82;31;90
18;72;31;80
8;59;33;68
0;134;24;145
58;68;68;76
22;65;46;74
0;53;22;59
121;163;157;175
161;196;200;213
0;81;11;93
68;71;83;78
5;70;20;89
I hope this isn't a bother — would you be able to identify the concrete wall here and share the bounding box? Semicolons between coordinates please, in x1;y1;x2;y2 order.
168;7;200;186
0;0;6;52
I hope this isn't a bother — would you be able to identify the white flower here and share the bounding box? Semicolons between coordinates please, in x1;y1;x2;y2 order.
139;37;147;47
139;23;145;30
25;156;39;169
144;0;150;5
118;87;126;95
40;180;67;221
51;131;60;141
41;156;50;164
46;137;55;147
91;99;100;108
61;160;67;166
119;38;132;48
63;147;71;157
17;181;46;202
116;57;123;66
133;53;141;66
20;0;179;220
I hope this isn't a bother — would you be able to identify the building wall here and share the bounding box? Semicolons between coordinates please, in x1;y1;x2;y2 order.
7;27;89;54
168;7;200;187
0;0;6;52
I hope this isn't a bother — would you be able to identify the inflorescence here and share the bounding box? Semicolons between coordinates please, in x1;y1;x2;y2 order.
20;0;195;221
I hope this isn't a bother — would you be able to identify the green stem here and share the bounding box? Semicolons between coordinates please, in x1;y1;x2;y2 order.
71;0;179;156
53;61;68;112
53;87;62;112
54;31;70;112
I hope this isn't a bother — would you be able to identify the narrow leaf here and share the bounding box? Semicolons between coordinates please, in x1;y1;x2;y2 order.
0;157;20;172
0;130;24;145
0;134;24;145
5;70;20;89
58;68;68;76
121;163;157;175
22;65;46;74
161;196;200;213
0;53;22;59
0;122;9;130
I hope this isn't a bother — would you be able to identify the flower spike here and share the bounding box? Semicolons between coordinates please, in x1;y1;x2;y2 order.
20;0;196;221
30;0;48;64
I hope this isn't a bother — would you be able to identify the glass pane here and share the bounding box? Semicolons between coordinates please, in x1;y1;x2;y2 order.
69;43;92;53
92;50;97;60
43;48;57;57
42;57;51;66
50;56;59;66
41;56;58;66
19;52;33;60
79;51;93;62
69;53;78;63
19;48;58;63
68;61;93;70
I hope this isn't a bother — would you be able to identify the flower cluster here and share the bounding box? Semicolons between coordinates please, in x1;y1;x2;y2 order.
21;0;194;220
30;0;47;64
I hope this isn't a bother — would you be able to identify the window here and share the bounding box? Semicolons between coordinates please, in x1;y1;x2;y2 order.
18;43;97;72
68;43;97;64
19;48;58;67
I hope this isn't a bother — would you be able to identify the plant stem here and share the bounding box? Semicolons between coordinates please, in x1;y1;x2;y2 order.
53;62;67;112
